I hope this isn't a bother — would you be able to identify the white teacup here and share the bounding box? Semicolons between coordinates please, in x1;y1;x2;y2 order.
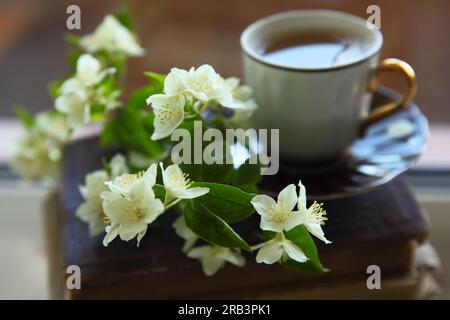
241;10;417;164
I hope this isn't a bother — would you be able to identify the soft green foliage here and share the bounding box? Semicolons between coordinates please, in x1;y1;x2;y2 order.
283;225;327;272
184;200;251;251
153;184;166;203
100;75;166;159
14;108;34;129
192;182;255;223
47;79;64;99
101;107;165;158
113;7;134;31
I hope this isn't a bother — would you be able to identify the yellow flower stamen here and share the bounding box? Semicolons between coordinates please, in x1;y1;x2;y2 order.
268;202;290;224
310;201;328;225
170;172;192;189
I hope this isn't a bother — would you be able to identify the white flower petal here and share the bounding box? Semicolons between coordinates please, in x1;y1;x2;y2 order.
283;240;308;263
172;215;196;240
109;154;129;177
136;229;147;247
202;256;225;276
173;214;199;252
35;112;70;143
306;223;332;244
148;94;185;140
182;238;198;253
76;54;101;86
251;194;277;218
143;197;165;224
284;212;303;231
164;68;189;95
143;163;158;187
221;250;246;267
173;187;209;200
103;224;119;246
55;89;88;129
118;223;147;242
256;242;283;264
76;201;105;236
80;15;144;57
160;163;183;190
298;180;307;211
187;246;212;259
277;184;297;211
260;217;284;233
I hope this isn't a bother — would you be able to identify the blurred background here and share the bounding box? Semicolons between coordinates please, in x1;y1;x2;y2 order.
0;0;449;299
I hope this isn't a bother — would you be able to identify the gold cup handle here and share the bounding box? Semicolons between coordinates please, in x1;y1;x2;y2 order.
361;58;417;134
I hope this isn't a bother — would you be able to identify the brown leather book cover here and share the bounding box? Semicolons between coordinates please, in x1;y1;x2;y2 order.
59;136;429;299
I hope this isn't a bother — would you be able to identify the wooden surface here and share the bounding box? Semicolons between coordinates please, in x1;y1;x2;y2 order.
59;136;429;299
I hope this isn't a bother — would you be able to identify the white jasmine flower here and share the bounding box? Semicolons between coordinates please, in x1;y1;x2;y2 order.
101;164;164;246
164;65;234;108
75;54;116;86
76;170;109;235
76;154;128;236
93;87;121;112
55;54;118;129
147;94;185;140
109;153;129;177
35;112;70;143
187;245;245;276
80;15;145;57
55;89;88;129
297;181;331;244
227;100;258;127
225;77;257;111
225;77;252;100
10;112;69;181
105;163;156;195
251;184;303;233
10;131;60;181
172;215;198;252
254;232;308;264
159;163;209;204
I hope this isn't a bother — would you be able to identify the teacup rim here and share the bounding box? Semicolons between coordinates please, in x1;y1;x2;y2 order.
240;10;383;72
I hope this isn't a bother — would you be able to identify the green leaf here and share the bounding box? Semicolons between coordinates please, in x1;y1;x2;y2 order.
283;225;326;272
204;162;234;184
14;108;34;129
65;34;81;46
184;200;251;251
232;159;262;192
127;86;161;111
67;49;83;72
234;160;262;185
47;79;64;99
102;158;112;176
191;182;255;223
144;72;166;92
114;7;134;31
100;107;165;159
153;184;166;203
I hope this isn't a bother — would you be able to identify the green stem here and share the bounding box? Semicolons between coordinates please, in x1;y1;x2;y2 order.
164;198;182;212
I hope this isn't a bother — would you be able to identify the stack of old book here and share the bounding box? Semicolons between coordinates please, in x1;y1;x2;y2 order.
48;136;438;299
